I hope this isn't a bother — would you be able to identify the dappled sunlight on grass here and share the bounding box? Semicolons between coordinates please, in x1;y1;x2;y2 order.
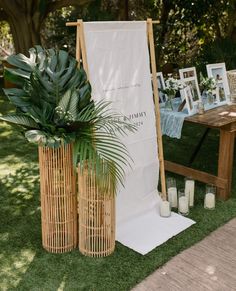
0;249;36;290
0;165;40;221
0;94;14;114
0;124;14;137
0;163;41;290
0;119;38;178
0;157;37;178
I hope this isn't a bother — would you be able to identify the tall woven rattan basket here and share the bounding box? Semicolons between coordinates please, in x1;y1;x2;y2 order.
38;143;77;253
78;166;115;257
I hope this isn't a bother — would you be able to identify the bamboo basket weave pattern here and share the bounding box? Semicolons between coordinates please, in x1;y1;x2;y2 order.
78;167;115;257
38;144;77;253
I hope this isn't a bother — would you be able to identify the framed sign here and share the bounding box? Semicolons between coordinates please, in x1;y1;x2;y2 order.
227;70;236;93
180;85;196;115
206;63;230;103
179;67;201;104
227;70;236;103
157;72;167;103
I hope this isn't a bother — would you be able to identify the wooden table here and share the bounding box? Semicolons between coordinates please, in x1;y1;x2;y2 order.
165;105;236;200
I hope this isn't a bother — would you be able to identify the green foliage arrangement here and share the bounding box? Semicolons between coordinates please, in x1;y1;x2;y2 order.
0;46;136;189
161;77;185;97
199;72;217;94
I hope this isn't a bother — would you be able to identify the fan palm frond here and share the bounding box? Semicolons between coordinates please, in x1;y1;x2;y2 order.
0;114;40;129
72;101;136;189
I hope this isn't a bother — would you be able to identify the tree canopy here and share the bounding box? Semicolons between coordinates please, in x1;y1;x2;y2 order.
1;0;236;69
0;0;92;54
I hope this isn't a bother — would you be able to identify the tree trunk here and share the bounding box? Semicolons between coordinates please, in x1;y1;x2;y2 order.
225;2;236;41
118;0;129;20
0;0;92;55
0;0;42;54
156;0;172;65
8;15;41;55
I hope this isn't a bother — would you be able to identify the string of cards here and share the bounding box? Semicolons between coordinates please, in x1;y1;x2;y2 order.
157;62;236;115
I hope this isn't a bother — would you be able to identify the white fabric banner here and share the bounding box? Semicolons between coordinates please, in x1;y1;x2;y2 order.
83;21;195;255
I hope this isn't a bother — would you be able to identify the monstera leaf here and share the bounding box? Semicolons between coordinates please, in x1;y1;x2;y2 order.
4;46;91;109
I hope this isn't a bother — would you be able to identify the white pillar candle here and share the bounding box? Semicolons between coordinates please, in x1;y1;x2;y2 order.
178;196;189;215
160;200;171;217
204;193;215;209
168;187;178;208
185;180;195;207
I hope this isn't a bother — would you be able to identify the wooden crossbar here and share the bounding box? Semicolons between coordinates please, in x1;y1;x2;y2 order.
165;161;227;189
66;20;160;26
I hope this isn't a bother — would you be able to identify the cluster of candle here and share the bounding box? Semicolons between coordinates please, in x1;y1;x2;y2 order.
159;177;216;218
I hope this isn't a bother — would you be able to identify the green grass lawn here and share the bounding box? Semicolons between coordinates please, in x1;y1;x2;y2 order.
0;89;236;291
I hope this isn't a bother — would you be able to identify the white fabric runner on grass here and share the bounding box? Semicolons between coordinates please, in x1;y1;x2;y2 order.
83;21;195;255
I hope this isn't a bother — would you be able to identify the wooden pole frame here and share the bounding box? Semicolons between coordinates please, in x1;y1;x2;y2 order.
147;18;167;199
66;19;166;199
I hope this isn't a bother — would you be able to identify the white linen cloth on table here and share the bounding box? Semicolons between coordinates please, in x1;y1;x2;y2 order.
160;100;228;139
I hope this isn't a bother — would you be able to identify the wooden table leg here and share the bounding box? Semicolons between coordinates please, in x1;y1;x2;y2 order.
217;129;235;200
